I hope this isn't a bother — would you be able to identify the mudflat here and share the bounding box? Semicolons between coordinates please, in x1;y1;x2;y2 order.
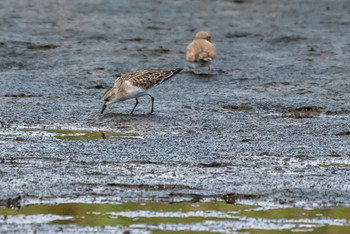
1;0;350;232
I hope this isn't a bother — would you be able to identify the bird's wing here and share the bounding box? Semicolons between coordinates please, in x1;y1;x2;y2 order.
186;41;197;62
125;69;182;90
114;71;139;86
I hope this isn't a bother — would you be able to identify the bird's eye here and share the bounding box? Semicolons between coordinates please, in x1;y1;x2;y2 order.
105;98;109;102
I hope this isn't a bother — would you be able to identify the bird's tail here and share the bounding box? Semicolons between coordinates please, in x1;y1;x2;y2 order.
173;68;184;73
161;68;183;83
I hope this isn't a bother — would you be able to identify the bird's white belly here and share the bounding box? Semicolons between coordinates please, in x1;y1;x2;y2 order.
121;81;147;101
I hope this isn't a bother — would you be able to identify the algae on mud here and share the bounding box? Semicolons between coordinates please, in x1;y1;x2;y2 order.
19;129;140;140
1;202;350;233
319;163;350;168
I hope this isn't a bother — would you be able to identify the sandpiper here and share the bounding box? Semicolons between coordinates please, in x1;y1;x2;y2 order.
101;68;183;114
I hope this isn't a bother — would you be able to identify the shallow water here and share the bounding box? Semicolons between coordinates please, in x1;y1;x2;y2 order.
19;129;140;140
318;164;350;168
1;202;350;233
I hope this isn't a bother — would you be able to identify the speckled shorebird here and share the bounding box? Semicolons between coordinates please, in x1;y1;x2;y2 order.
101;68;183;114
186;31;216;73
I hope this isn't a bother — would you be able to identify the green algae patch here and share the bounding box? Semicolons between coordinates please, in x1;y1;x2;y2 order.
19;129;140;140
319;163;350;168
242;206;350;220
45;130;140;140
0;202;249;217
0;202;247;228
1;202;350;233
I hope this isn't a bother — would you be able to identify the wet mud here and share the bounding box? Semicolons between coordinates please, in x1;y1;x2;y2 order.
1;0;350;232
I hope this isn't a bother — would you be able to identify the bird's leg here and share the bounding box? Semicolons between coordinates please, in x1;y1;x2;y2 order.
148;94;154;114
193;63;198;74
207;62;214;74
130;98;139;114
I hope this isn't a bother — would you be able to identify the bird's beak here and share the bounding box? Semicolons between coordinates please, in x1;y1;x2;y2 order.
101;104;107;114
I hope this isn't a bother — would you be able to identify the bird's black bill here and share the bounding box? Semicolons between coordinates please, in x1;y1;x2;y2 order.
101;104;107;114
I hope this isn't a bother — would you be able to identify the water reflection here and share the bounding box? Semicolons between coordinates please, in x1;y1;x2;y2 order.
19;129;140;140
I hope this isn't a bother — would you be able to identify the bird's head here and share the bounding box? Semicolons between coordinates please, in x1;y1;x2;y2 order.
195;31;211;41
101;87;116;114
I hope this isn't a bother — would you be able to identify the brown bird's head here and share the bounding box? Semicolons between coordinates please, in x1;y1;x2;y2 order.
195;31;211;41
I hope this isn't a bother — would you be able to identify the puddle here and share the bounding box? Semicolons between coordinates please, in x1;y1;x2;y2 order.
319;163;350;168
19;129;140;140
1;202;349;233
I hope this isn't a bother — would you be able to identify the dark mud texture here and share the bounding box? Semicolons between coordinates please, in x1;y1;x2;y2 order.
1;0;350;215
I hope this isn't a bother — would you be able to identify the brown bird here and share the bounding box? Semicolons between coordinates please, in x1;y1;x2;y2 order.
186;31;216;73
